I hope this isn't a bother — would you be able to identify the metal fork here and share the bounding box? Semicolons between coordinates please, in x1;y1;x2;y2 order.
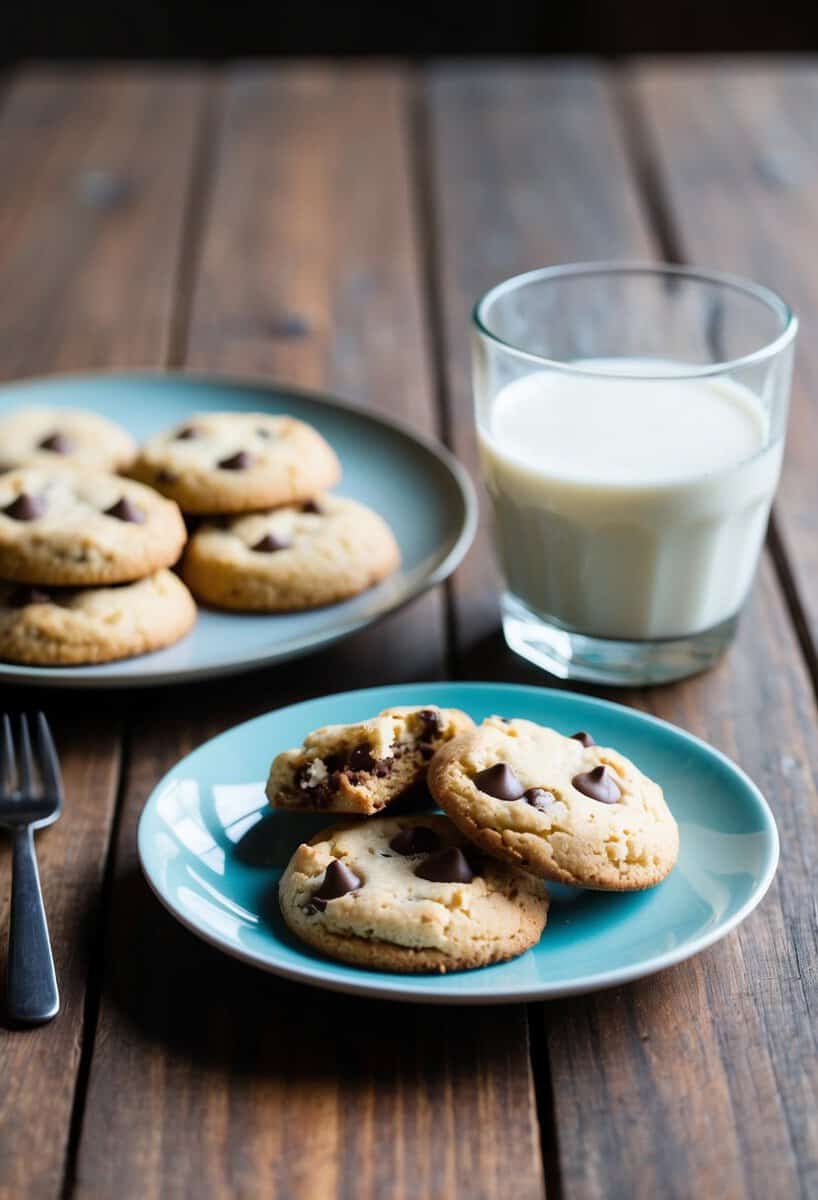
0;714;62;1024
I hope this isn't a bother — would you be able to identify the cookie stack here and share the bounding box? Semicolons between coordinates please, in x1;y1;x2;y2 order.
0;408;194;666
131;412;401;612
268;707;680;974
0;402;404;667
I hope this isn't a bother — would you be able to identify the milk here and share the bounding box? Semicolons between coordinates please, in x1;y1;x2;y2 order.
477;360;783;641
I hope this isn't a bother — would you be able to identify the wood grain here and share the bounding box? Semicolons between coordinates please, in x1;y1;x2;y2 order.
0;69;206;1198
5;58;816;1200
546;555;818;1200
74;65;545;1200
628;60;818;680
424;62;652;670
425;61;818;1199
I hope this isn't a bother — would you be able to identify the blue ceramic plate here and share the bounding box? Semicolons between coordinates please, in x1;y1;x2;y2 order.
138;682;779;1004
0;372;476;688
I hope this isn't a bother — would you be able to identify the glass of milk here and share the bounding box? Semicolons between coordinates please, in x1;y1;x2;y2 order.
473;263;797;685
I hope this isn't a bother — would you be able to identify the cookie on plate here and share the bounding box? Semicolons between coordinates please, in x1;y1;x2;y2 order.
0;406;137;473
0;570;196;665
429;718;679;891
278;813;548;973
131;412;341;514
267;705;474;815
182;494;400;611
0;466;187;585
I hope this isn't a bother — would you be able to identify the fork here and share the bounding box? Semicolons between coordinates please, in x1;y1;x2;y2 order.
0;714;62;1024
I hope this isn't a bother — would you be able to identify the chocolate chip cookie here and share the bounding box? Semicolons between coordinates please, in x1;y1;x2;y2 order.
0;570;196;665
131;412;341;514
0;466;187;585
278;813;549;973
428;718;679;890
267;705;474;816
182;494;400;611
0;406;137;473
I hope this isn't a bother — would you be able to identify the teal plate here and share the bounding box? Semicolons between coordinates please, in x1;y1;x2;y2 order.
0;372;476;688
138;682;779;1004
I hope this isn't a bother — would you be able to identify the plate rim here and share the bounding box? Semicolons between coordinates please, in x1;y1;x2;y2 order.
0;368;478;689
137;681;781;1004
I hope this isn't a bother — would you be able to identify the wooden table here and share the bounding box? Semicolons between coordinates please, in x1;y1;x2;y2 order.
0;59;816;1200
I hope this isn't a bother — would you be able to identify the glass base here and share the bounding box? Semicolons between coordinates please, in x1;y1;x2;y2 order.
502;594;739;686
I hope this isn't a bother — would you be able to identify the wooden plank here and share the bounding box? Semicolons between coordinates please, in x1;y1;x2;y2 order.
427;62;818;1199
546;556;818;1200
75;65;545;1200
627;59;818;679
0;69;206;1198
424;62;653;668
0;67;205;374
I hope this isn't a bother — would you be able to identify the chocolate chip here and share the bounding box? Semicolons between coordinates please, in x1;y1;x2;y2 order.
175;426;198;440
269;314;309;339
415;847;475;884
218;451;253;470
8;586;51;608
572;765;621;804
389;826;441;856
256;427;272;439
301;498;323;514
524;787;556;812
3;493;46;521
252;533;291;553
571;731;596;748
473;762;525;801
104;497;145;524
419;744;435;761
293;764;333;808
156;469;178;485
348;745;375;771
38;432;72;454
310;859;362;910
417;708;442;740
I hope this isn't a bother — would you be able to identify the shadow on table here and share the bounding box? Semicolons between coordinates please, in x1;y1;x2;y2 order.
103;865;532;1086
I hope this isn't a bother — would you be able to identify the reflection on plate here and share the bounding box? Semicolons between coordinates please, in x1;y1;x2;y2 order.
139;682;779;1004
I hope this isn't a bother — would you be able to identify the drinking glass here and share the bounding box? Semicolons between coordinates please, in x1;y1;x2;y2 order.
472;263;797;685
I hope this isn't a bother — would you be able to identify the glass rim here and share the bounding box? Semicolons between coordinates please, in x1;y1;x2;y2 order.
472;261;798;379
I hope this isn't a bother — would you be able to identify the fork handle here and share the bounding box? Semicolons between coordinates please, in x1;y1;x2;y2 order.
7;825;59;1024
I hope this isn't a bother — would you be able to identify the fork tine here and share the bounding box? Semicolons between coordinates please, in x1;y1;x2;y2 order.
18;714;34;796
1;714;13;793
36;712;63;805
